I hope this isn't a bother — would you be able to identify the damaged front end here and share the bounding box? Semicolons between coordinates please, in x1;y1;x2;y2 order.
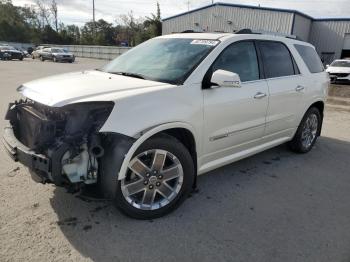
3;99;114;187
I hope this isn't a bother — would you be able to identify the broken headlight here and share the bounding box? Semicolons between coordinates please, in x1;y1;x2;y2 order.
62;101;115;139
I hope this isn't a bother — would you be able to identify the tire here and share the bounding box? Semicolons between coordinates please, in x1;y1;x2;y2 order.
289;107;322;153
53;56;57;62
113;134;195;219
32;55;35;59
40;56;44;61
19;56;23;61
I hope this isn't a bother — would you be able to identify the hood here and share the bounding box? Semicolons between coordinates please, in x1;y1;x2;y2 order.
326;66;350;74
19;70;172;107
1;49;21;54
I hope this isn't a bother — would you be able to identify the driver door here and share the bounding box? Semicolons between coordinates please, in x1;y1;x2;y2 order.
202;41;269;165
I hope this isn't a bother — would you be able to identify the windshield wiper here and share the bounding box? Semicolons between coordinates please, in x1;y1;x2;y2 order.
109;71;146;80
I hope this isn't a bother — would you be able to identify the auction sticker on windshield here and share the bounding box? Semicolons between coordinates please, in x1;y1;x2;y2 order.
191;40;219;46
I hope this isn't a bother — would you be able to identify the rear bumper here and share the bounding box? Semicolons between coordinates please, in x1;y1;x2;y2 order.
3;126;51;173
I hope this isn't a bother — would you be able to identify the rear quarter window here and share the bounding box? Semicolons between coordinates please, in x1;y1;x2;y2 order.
294;44;324;73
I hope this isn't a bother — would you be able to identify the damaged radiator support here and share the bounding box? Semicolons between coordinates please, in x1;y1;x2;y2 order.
5;99;114;186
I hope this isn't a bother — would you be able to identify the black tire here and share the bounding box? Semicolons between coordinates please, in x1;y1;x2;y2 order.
114;134;195;219
32;55;35;59
19;56;24;61
289;107;322;153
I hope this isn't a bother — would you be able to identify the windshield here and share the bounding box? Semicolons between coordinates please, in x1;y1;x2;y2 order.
101;38;219;85
52;48;65;53
331;60;350;67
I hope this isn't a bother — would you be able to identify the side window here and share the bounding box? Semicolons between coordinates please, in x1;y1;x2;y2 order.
259;41;296;78
294;44;324;73
211;41;260;82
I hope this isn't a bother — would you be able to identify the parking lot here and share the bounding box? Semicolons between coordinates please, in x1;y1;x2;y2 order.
1;58;350;262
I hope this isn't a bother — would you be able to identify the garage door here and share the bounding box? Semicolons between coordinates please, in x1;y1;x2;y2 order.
344;34;350;50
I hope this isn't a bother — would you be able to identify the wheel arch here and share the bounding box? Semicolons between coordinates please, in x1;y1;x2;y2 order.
306;100;325;136
117;122;198;181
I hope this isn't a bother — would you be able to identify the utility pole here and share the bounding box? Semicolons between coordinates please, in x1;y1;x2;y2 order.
92;0;96;37
93;0;95;23
187;0;190;11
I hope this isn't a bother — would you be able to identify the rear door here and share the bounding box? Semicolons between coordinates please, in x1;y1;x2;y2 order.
257;41;305;138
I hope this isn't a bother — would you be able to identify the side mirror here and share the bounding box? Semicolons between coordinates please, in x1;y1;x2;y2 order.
211;69;241;88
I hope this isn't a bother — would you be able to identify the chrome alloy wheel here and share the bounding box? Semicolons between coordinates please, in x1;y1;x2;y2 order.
121;149;184;210
301;113;318;149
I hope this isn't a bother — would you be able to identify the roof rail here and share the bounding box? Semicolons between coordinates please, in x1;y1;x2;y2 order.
236;28;300;40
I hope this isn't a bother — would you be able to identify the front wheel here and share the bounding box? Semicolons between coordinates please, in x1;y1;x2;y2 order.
289;107;322;153
114;135;195;219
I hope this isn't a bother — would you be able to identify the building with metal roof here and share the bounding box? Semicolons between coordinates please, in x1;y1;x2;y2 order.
162;2;350;64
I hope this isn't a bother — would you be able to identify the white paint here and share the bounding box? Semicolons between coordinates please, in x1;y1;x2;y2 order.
18;33;328;181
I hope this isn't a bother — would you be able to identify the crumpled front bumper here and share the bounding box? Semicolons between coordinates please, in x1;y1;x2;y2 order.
3;126;51;173
4;124;74;187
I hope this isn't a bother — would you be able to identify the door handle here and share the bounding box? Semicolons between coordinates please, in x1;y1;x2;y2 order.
296;85;305;92
254;92;267;99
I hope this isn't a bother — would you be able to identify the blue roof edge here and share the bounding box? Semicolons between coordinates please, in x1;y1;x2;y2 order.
162;2;350;22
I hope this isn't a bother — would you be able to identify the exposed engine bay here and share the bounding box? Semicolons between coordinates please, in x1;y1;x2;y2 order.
5;99;114;187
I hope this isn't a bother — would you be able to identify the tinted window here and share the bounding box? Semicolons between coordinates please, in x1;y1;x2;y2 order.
295;44;324;73
259;41;295;78
211;41;259;82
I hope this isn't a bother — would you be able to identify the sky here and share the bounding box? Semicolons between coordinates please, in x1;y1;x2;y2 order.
12;0;350;26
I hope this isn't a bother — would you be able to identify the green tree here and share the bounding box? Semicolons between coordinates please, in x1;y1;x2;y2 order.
144;2;162;37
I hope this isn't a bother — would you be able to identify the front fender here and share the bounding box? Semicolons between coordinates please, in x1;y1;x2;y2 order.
116;122;197;180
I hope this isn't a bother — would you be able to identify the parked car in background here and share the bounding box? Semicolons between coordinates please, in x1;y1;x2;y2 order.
326;59;350;83
16;47;29;58
3;32;328;219
40;47;75;63
27;46;34;55
31;46;47;59
0;46;24;61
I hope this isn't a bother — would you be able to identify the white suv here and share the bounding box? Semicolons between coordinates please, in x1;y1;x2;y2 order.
3;32;329;219
326;59;350;83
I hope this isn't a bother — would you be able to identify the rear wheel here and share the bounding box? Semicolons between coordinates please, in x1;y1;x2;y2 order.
289;107;322;153
114;135;195;219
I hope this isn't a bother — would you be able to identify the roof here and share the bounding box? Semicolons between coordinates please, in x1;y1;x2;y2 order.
158;32;231;40
162;2;350;22
158;32;313;47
